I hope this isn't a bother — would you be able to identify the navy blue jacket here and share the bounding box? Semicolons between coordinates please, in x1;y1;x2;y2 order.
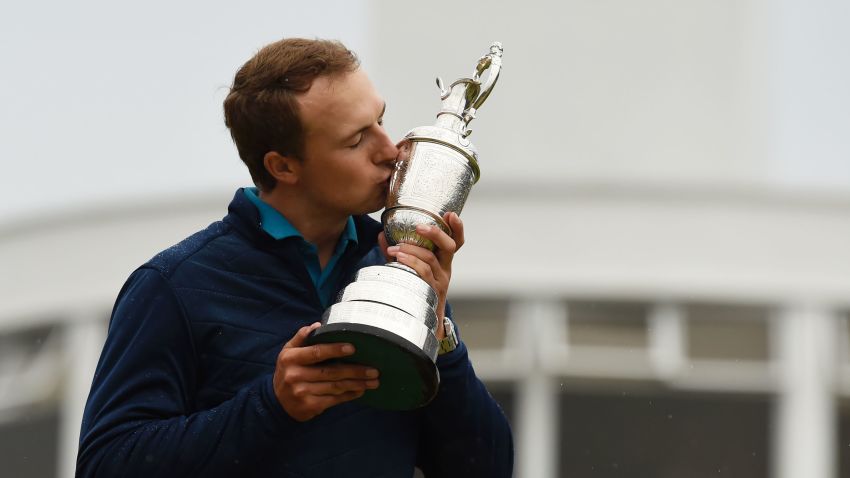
77;189;513;477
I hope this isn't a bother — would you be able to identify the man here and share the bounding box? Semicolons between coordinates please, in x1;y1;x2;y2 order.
77;38;513;477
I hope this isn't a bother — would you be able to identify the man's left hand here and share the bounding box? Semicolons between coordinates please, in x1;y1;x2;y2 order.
378;212;464;339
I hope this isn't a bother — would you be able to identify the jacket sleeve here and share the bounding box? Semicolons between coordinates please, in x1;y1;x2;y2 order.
77;267;300;477
416;308;515;477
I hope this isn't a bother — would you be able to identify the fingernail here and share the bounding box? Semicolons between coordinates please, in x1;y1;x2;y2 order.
366;368;379;378
342;344;355;354
367;380;380;389
396;252;407;260
416;224;431;233
387;246;400;254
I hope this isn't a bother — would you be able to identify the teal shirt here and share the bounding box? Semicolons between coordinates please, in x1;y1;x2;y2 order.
243;187;358;307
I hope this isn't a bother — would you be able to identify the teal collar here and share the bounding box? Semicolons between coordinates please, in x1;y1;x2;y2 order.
243;187;358;245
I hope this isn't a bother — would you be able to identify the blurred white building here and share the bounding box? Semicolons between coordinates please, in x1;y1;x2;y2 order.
2;1;850;477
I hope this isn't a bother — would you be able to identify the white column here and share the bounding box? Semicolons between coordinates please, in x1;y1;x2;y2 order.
648;303;685;380
773;306;836;478
514;299;562;478
57;313;107;478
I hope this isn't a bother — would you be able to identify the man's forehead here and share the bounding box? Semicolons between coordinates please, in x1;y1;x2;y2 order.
295;76;339;118
297;70;382;137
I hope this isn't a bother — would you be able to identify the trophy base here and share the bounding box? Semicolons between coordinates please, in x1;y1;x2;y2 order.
306;322;439;410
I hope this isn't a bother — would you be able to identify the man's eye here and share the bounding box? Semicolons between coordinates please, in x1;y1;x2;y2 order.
349;136;363;148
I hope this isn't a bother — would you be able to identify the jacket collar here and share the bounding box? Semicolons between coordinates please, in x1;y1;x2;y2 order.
224;188;383;257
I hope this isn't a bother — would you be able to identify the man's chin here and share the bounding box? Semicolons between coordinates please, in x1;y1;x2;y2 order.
352;199;387;217
365;203;387;216
373;192;390;213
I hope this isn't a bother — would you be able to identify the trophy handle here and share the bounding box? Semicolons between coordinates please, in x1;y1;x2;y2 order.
436;77;449;99
463;42;503;123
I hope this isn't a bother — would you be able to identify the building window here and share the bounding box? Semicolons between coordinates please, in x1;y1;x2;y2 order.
449;298;510;350
685;304;771;361
558;391;770;477
0;409;58;478
566;300;649;349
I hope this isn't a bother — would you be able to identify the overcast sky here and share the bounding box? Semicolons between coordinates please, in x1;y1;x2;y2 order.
0;0;371;224
2;0;850;226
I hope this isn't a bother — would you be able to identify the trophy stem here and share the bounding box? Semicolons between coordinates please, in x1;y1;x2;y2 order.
385;260;420;277
434;113;466;133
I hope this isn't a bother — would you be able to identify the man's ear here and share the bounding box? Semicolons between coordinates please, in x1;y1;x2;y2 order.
263;151;300;186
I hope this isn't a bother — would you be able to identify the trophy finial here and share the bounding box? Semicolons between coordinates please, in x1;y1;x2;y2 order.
464;42;503;123
436;42;504;134
473;42;503;81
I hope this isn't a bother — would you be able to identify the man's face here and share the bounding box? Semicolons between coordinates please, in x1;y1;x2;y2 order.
293;69;398;219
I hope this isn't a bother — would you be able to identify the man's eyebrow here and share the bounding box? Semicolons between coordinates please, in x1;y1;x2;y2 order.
341;102;387;142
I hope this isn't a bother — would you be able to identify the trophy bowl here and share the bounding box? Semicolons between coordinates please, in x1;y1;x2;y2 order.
382;136;479;249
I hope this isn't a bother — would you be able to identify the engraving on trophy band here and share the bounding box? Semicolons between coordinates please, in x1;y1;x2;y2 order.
396;143;473;218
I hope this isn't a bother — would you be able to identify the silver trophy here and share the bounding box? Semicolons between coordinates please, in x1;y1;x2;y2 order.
307;42;503;410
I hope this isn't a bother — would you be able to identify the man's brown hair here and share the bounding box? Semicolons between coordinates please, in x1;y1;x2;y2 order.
223;38;360;191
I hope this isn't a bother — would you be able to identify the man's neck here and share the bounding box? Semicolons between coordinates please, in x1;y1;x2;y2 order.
259;188;347;268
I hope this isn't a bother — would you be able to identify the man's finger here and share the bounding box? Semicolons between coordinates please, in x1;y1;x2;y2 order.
445;212;465;251
394;247;442;280
302;379;380;396
414;223;456;255
285;342;356;365
394;251;436;283
303;363;380;382
283;322;321;349
377;232;392;262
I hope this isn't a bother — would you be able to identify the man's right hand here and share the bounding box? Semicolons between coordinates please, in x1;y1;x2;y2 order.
273;322;380;422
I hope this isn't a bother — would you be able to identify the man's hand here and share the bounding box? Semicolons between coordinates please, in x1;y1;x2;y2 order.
378;212;465;339
273;323;380;422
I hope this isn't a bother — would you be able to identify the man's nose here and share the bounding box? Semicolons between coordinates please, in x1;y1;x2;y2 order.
375;128;399;164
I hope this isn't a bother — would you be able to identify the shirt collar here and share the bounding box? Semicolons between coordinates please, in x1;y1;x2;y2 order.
243;187;358;246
